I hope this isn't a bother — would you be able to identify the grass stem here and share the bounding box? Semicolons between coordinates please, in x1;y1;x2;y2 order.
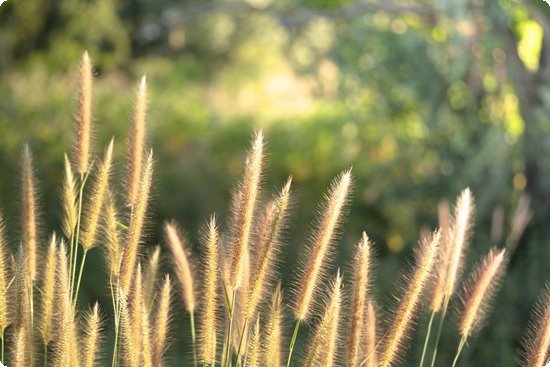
285;319;301;367
429;294;450;367
451;336;467;367
190;311;198;367
223;289;237;367
419;309;436;367
73;250;88;308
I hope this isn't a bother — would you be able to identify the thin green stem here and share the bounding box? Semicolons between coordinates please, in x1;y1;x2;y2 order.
190;311;198;367
419;310;436;367
429;294;450;367
451;337;467;367
235;316;249;367
111;282;121;367
285;319;301;367
223;289;237;367
73;250;88;308
71;173;86;294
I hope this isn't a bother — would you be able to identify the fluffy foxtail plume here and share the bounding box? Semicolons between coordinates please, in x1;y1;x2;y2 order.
143;246;161;309
75;51;93;173
62;154;78;239
80;139;114;251
127;76;148;206
247;178;291;319
303;271;343;367
103;191;121;280
446;188;474;296
0;213;10;335
164;221;195;313
263;284;283;367
346;232;372;367
82;303;102;367
363;300;378;367
129;265;144;364
39;235;58;344
430;200;452;312
229;131;264;289
54;242;79;366
120;291;139;367
521;283;550;367
140;300;153;367
458;248;507;339
379;230;440;367
152;275;171;367
246;316;262;367
294;169;352;321
21;144;38;281
13;327;28;366
199;216;219;366
120;150;154;292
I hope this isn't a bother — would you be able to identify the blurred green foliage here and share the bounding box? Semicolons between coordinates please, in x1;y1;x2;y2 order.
1;0;550;365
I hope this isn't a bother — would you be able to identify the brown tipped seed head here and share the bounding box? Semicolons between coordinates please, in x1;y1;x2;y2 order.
127;76;148;205
247;177;291;319
346;232;372;367
21;144;38;281
379;230;440;367
82;303;102;367
229;131;264;289
120;150;154;292
294;169;352;321
446;188;474;296
75;51;93;173
80;139;114;251
39;235;58;343
459;248;507;339
199;216;219;366
62;154;78;239
164;221;195;313
521;283;550;367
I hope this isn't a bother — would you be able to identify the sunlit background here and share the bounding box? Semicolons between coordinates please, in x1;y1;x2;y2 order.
1;0;549;365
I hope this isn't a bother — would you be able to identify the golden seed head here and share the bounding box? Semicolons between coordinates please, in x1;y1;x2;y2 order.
39;235;58;343
127;75;148;205
75;51;93;173
294;169;352;321
459;248;507;339
21;144;38;281
152;275;172;366
61;154;78;239
82;303;102;367
521;283;550;367
164;221;195;313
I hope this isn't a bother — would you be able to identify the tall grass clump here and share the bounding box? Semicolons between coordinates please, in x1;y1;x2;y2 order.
0;52;545;367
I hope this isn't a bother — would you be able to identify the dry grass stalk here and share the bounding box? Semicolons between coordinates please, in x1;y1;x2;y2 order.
140;300;153;367
0;213;10;334
120;150;154;292
22;144;38;281
247;178;291;319
199;217;219;366
164;221;195;313
103;191;122;280
82;302;102;367
263;284;283;367
363;300;378;367
446;188;474;296
14;249;32;348
379;230;440;367
39;235;58;344
346;232;372;367
62;154;78;239
80;139;114;251
143;246;161;309
294;169;351;321
430;200;452;312
229;131;264;289
458;248;506;339
54;242;79;366
127;76;148;206
75;51;93;173
246;316;262;367
304;271;343;367
521;283;550;367
152;275;171;366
